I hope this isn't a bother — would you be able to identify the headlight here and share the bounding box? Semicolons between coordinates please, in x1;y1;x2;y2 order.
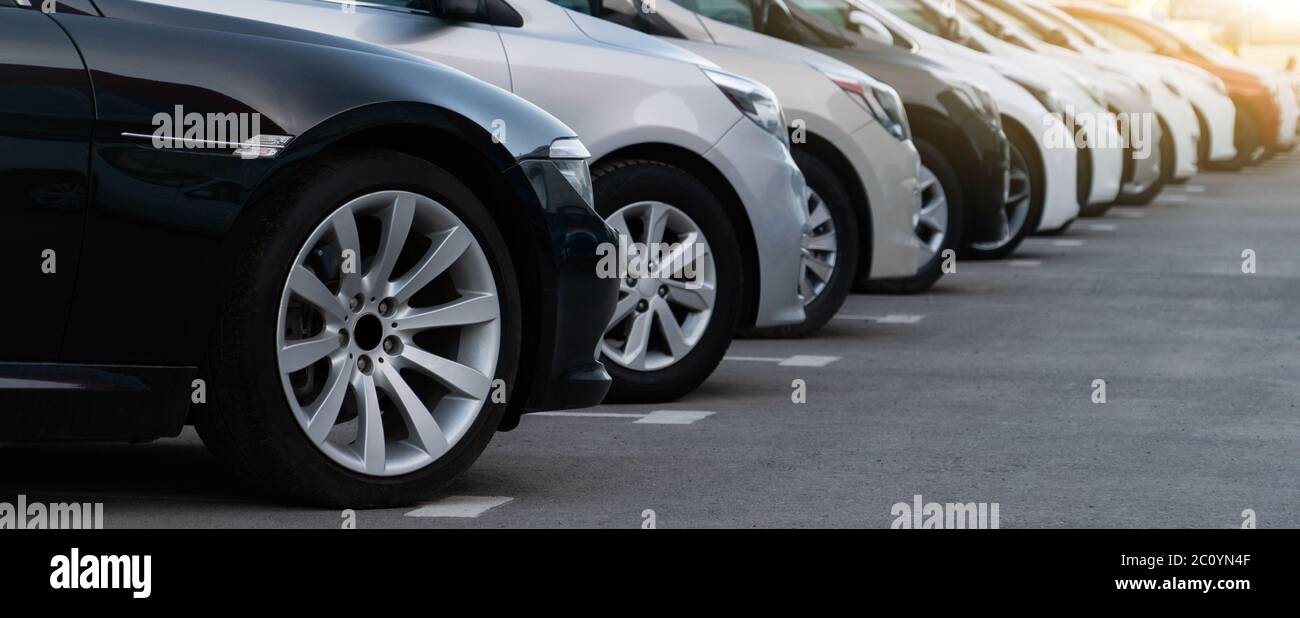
549;137;594;208
702;67;789;147
818;67;911;141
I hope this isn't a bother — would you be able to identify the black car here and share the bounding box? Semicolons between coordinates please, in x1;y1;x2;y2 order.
0;0;617;506
689;0;1017;281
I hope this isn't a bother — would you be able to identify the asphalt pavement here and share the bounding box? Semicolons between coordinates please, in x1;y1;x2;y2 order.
4;152;1300;529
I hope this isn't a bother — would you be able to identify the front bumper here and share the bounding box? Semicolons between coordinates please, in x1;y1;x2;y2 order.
836;122;921;280
1152;86;1201;180
1084;111;1125;206
704;119;807;328
1193;86;1238;162
514;158;617;416
1120;108;1163;197
1036;114;1081;232
953;111;1011;244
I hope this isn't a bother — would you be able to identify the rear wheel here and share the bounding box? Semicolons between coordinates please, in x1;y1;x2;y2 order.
197;149;520;507
859;138;960;294
749;150;857;337
1212;104;1261;171
592;160;742;403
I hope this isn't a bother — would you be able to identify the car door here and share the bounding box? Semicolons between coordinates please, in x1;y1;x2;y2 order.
0;2;95;363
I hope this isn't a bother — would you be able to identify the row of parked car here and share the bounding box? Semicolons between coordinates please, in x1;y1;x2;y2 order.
4;0;1296;505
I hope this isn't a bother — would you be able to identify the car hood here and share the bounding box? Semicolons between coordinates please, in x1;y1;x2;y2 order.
565;10;716;68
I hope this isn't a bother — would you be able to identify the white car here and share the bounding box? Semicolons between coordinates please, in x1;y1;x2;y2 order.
873;0;1126;214
146;0;812;402
969;0;1201;204
567;0;936;299
830;0;1081;239
1022;0;1237;170
855;0;1129;233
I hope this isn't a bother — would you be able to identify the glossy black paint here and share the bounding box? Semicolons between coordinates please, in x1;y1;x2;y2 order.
0;2;614;438
751;0;1011;244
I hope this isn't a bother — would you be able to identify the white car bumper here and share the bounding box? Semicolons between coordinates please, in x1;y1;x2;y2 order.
1190;84;1237;162
1037;114;1082;232
835;122;922;280
705;119;807;328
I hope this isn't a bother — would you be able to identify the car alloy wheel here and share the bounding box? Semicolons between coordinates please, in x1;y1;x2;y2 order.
602;201;716;372
276;190;501;477
968;146;1032;252
913;163;950;269
799;189;838;305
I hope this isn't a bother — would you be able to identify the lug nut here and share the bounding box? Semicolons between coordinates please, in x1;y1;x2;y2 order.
350;295;363;312
339;329;350;347
357;355;371;374
636;300;649;312
382;336;399;354
658;286;668;297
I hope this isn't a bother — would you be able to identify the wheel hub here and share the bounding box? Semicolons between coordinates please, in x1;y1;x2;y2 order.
353;314;383;351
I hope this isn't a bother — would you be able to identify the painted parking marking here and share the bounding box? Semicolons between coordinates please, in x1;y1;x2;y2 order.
1161;194;1190;203
833;314;925;324
635;410;714;425
1111;209;1146;219
1053;240;1085;247
531;410;714;425
725;355;840;366
1088;223;1118;231
1183;185;1207;193
1007;260;1042;267
405;496;513;518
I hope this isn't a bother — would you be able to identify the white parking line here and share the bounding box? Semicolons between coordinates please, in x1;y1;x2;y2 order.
833;314;925;324
1088;223;1118;231
531;410;715;425
1183;185;1207;193
1112;209;1146;219
1053;240;1085;247
635;410;714;425
405;496;513;518
725;355;840;366
1161;194;1189;203
1007;260;1042;267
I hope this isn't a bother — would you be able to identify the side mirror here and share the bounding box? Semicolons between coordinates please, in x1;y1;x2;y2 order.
425;0;488;21
848;10;893;45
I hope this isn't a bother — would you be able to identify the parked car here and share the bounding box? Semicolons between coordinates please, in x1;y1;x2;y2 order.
0;0;618;506
145;0;814;400
956;0;1168;209
849;0;1114;237
870;0;1126;220
560;0;938;299
1054;1;1288;170
683;0;1016;265
1021;0;1237;172
980;0;1201;201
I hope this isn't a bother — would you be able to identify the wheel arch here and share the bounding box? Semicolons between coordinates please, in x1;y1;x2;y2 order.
793;132;874;280
591;143;763;329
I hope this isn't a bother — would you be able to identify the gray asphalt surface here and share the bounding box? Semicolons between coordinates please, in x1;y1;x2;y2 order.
4;153;1300;529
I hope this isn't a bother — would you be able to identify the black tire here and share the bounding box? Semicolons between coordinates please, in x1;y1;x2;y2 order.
196;149;522;507
858;138;961;294
591;159;742;403
962;133;1043;261
1116;118;1173;206
748;150;857;337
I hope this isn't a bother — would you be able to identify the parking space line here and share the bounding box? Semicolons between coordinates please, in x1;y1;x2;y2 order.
1183;185;1206;193
1007;260;1042;267
833;314;925;324
405;496;513;518
635;411;714;425
726;355;841;366
1053;240;1084;247
531;410;715;425
1088;223;1118;231
1161;194;1190;203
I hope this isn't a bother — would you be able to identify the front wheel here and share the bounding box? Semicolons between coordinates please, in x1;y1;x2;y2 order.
748;150;857;337
197;149;521;507
962;136;1042;261
859;138;961;294
592;159;742;403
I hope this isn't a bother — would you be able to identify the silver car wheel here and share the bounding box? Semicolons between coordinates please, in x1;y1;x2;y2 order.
602;201;716;372
799;189;838;305
914;163;950;268
276;190;501;477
